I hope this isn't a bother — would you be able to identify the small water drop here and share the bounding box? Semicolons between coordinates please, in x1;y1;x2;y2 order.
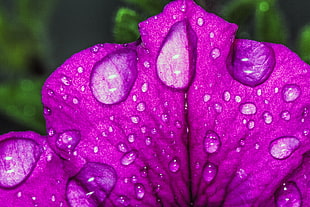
223;91;231;102
274;87;279;93
72;98;79;105
175;120;182;129
140;125;147;134
214;103;223;113
203;130;221;154
282;84;301;103
145;137;152;146
269;136;300;160
280;110;291;121
275;182;302;207
211;48;221;59
80;85;85;92
197;17;204;26
47;89;54;96
209;32;215;38
143;61;150;68
43;107;52;115
161;114;170;123
141;82;148;92
239;139;246;146
136;102;146;112
117;142;128;153
90;45;99;53
127;134;135;143
202;162;218;183
56;130;81;152
168;157;180;173
303;128;310;136
93;146;99;153
134;183;145;200
116;195;130;206
132;94;137;102
262;111;273;124
121;150;138;166
51;194;56;202
131;175;138;183
140;167;148;177
235;96;242;103
17;191;22;198
255;143;260;150
247;120;255;130
203;94;211;102
77;66;84;73
257;89;262;96
48;128;56;136
239;102;257;115
131;116;140;124
61;76;71;86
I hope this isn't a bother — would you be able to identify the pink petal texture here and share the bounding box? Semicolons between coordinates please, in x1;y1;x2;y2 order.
1;0;310;206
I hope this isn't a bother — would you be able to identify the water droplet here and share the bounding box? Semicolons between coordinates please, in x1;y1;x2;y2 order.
203;130;221;154
214;103;223;113
121;150;138;166
156;20;197;89
131;175;138;183
140;125;147;134
203;94;211;102
143;61;150;68
134;183;145;200
80;85;85;92
275;87;279;93
303;128;310;136
56;130;81;152
61;76;71;86
47;89;54;96
239;139;246;146
51;194;56;202
48;128;56;136
168;158;180;173
132;94;137;102
140;166;148;177
93;146;99;153
127;134;135;143
161;114;169;123
202;162;218;183
72;98;79;105
90;45;99;53
262;111;273;124
209;32;215;38
46;153;53;162
77;66;84;73
247;120;255;130
255;143;260;150
282;84;301;103
17;191;22;198
141;82;148;92
131;116;140;124
211;48;221;59
43;107;51;115
302;107;309;118
223;91;231;102
90;49;138;105
275;182;302;207
116;195;130;206
66;162;117;206
0;138;42;188
197;17;204;26
235;96;241;103
227;39;275;87
269;136;300;160
280;110;291;121
145;137;152;146
117;142;128;153
175;120;182;129
257;89;262;96
136;102;146;112
239;102;257;115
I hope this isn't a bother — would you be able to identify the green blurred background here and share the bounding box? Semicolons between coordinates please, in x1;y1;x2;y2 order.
0;0;309;134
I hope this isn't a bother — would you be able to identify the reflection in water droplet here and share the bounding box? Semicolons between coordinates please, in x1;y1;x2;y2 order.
121;150;138;166
247;120;255;130
203;94;211;102
202;162;218;183
168;158;180;173
239;102;257;115
56;130;81;152
211;48;221;59
275;182;302;207
134;183;145;200
203;130;221;153
269;136;300;160
280;110;291;121
282;84;301;103
47;89;54;96
117;142;128;153
0;138;42;188
223;91;231;102
262;111;273;124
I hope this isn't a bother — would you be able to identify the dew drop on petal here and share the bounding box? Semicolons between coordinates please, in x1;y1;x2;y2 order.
235;96;242;103
281;84;301;103
77;66;84;73
203;94;211;102
117;142;128;153
239;102;257;115
210;48;221;59
47;89;54;96
161;114;170;123
269;136;300;160
223;91;231;102
43;107;52;115
61;76;71;86
275;182;302;207
145;137;152;146
168;157;180;173
175;120;182;129
90;49;138;105
202;162;218;183
127;134;135;143
121;150;138;166
262;111;273;124
214;103;223;113
136;102;146;112
143;61;150;68
56;130;81;152
247;120;255;130
141;82;148;92
203;130;221;154
116;195;130;206
134;183;145;200
280;110;291;121
131;116;140;124
0;138;42;188
197;17;204;26
257;89;262;96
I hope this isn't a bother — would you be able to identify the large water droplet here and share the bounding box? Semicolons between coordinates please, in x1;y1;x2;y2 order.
121;150;138;166
56;130;81;152
275;182;302;207
0;138;42;188
269;136;300;160
156;20;197;89
168;157;180;173
134;183;145;200
262;111;273;124
239;102;257;115
203;130;221;153
90;49;138;105
66;162;117;207
202;162;218;183
227;39;275;87
281;84;301;103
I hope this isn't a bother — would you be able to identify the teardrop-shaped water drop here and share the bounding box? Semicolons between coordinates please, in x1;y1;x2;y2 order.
282;84;301;103
168;157;180;173
134;183;145;200
66;162;117;207
0;138;42;188
239;102;257;115
203;130;221;154
275;182;302;207
56;130;81;152
262;111;273;124
121;150;138;166
227;39;275;87
202;162;218;183
269;136;300;160
90;49;138;105
156;20;197;89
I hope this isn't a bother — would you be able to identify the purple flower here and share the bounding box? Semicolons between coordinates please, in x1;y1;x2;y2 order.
1;0;310;206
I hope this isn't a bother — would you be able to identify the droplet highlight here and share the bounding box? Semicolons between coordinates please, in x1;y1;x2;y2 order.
134;183;145;200
269;136;300;160
56;130;81;152
202;162;218;183
262;111;273;124
239;102;257;115
121;150;138;166
168;157;180;173
281;84;301;103
275;182;302;207
203;130;221;154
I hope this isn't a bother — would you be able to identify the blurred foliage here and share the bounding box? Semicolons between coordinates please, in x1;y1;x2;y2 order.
298;25;310;63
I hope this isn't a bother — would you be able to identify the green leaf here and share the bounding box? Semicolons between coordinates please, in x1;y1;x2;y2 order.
114;7;143;43
298;25;310;64
0;78;45;134
120;0;170;16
